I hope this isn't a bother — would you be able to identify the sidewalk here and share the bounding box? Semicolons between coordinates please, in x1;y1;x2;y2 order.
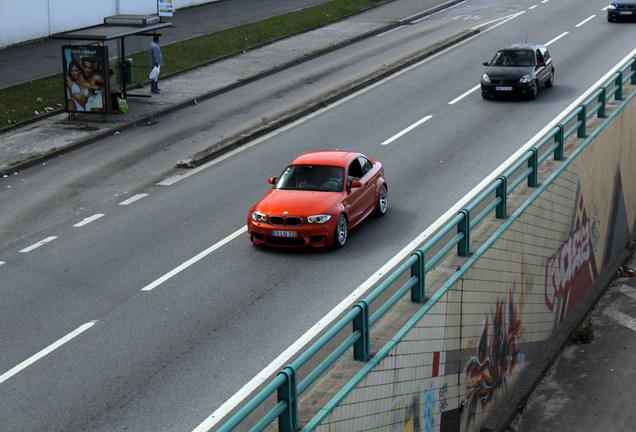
509;250;636;432
0;0;463;175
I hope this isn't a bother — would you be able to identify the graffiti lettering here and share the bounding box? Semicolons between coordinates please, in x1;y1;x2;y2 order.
545;221;591;310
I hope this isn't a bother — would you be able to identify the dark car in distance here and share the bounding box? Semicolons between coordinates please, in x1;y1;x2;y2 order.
608;0;636;21
480;43;555;100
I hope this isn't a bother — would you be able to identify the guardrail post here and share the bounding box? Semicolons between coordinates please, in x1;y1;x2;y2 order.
277;366;298;432
554;124;564;161
353;300;370;361
577;105;586;138
615;71;623;100
632;57;636;85
528;148;538;188
495;176;507;219
458;209;470;257
598;87;606;119
410;249;426;303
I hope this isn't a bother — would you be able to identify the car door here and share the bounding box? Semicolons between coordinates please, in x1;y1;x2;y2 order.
535;48;551;85
343;157;374;225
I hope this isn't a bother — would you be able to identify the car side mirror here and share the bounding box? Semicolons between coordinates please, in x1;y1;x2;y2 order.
348;179;362;189
483;61;489;66
268;177;277;185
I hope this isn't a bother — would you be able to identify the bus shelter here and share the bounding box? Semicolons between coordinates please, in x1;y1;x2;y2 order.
52;15;171;115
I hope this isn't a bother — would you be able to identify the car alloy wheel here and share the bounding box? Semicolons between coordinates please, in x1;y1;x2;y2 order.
334;213;348;247
375;184;388;216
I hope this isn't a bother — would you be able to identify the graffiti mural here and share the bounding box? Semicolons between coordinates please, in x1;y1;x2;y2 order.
463;289;524;427
545;219;591;311
364;380;435;432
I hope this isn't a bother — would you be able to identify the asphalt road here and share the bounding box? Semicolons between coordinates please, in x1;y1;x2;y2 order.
1;0;634;430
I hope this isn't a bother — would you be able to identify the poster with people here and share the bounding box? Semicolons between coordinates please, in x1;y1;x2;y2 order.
62;46;110;113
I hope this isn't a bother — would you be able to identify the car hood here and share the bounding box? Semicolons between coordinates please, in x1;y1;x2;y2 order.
484;65;533;80
254;189;343;216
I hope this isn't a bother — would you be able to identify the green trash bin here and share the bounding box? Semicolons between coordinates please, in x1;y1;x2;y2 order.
123;58;133;84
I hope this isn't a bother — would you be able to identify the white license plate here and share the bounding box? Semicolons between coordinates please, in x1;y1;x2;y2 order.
271;230;297;237
495;86;513;91
620;11;633;14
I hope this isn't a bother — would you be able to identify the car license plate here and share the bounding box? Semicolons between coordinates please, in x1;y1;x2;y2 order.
620;10;633;14
271;230;296;237
495;86;513;91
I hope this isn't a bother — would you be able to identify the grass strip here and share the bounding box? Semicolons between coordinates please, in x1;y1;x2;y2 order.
1;0;385;130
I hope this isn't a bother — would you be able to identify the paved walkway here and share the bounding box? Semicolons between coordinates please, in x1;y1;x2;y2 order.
2;1;635;432
0;0;461;174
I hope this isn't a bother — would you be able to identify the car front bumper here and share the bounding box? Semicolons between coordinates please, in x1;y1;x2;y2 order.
608;9;636;20
481;82;534;97
247;219;336;247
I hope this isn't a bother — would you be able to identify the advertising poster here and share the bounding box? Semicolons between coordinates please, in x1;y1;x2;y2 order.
62;45;110;114
158;0;173;17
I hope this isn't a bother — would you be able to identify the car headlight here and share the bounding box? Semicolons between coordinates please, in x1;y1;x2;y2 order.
608;4;617;10
519;74;532;83
306;214;331;224
481;73;491;84
251;211;267;222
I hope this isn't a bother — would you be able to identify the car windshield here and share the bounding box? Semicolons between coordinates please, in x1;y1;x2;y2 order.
490;50;535;67
276;164;345;191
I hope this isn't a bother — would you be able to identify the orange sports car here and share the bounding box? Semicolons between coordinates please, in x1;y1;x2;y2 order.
248;150;388;247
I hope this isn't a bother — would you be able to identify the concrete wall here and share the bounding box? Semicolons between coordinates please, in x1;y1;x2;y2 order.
310;91;636;431
0;0;216;48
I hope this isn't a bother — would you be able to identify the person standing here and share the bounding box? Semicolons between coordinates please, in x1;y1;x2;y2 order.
149;35;163;94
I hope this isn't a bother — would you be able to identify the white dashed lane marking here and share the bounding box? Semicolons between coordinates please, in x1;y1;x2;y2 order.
19;236;57;253
73;214;105;227
118;194;148;206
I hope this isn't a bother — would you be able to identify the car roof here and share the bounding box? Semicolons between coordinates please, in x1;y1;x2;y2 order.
290;150;361;167
499;43;545;51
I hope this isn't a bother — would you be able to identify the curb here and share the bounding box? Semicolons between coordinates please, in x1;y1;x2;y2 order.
1;0;467;177
177;28;479;168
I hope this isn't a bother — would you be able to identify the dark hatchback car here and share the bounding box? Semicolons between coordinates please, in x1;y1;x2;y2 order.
481;43;555;100
608;0;636;21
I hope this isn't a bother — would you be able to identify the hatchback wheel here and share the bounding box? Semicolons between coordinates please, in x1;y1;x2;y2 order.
529;80;538;99
545;69;554;88
333;214;348;248
375;184;388;216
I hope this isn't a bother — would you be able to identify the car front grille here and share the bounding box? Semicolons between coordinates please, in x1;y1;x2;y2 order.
269;215;302;226
491;79;519;85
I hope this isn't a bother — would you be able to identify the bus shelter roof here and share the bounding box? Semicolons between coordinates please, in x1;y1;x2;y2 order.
52;19;171;41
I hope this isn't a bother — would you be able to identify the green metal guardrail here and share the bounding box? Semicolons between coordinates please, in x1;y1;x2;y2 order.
216;57;636;432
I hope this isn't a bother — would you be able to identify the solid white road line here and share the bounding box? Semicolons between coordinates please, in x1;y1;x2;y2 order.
141;226;247;291
19;236;57;253
73;213;105;227
118;194;149;206
0;321;96;384
381;115;432;145
194;48;636;431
